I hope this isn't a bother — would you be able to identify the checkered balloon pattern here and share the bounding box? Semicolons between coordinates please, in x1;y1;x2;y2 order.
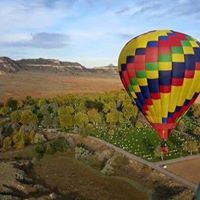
118;30;200;125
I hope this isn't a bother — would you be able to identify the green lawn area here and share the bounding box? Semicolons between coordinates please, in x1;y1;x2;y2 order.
88;123;198;162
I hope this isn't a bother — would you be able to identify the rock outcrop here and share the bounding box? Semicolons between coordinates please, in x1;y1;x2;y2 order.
0;57;20;74
0;160;61;200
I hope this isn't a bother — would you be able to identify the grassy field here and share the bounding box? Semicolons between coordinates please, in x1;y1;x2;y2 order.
0;71;122;101
89;125;192;162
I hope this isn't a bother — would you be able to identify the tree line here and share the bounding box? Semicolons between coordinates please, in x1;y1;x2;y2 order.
0;90;200;159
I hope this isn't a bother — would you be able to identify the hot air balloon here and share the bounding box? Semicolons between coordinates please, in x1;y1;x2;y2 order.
118;30;200;153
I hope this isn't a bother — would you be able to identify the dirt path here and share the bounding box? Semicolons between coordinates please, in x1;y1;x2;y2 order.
155;154;200;166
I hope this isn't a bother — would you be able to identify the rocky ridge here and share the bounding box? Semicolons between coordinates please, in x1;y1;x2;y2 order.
0;57;118;75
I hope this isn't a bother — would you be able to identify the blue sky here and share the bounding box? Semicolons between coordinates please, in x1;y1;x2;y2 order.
0;0;200;67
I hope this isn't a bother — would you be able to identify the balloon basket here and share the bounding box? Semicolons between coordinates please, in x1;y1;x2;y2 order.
160;140;169;154
160;146;168;154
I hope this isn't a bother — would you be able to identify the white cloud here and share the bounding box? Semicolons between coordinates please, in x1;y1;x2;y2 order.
0;0;76;31
0;32;68;48
0;33;32;43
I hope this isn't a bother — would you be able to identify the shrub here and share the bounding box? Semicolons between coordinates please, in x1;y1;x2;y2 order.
12;130;27;149
75;146;93;162
182;140;199;155
10;110;21;123
176;120;187;133
34;133;46;144
45;143;56;155
5;97;18;111
135;121;143;129
193;127;200;136
27;130;36;145
3;136;12;150
50;138;69;152
0;107;10;116
3;124;13;137
76;143;94;154
101;161;114;176
23;96;35;106
35;138;69;156
35;143;46;160
111;154;129;167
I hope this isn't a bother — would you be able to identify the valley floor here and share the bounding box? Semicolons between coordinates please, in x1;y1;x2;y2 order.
0;71;122;101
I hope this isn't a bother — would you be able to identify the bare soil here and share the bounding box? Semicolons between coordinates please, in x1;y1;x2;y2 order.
166;157;200;184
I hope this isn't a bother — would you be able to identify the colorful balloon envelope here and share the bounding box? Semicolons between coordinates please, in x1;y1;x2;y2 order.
118;30;200;153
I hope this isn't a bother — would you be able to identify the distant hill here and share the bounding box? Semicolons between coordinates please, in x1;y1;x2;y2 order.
90;64;118;75
0;57;118;76
0;57;20;74
16;58;86;73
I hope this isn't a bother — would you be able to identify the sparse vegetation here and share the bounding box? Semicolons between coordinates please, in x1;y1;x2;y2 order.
75;146;93;160
34;138;69;159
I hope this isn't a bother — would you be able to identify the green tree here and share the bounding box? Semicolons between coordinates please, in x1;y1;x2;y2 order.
193;127;200;136
87;109;102;126
20;110;38;126
103;102;116;113
176;120;187;133
106;110;124;126
5;97;18;111
191;104;200;118
40;105;52;128
12;130;27;149
10;110;21;124
58;106;75;129
182;140;199;155
122;103;138;121
37;99;48;108
74;112;89;130
0;107;10;116
3;136;12;150
23;96;35;106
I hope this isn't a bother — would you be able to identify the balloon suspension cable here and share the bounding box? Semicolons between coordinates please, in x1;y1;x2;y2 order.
160;139;168;154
